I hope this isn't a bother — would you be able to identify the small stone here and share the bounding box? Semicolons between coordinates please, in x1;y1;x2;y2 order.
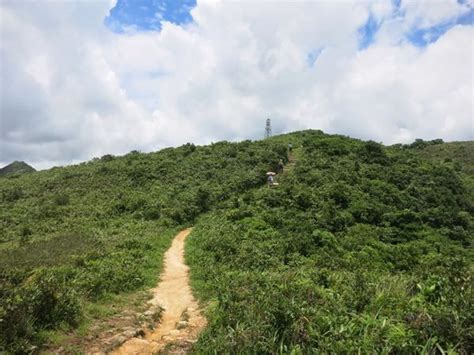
107;335;127;348
130;338;150;346
121;327;145;338
122;330;137;338
177;320;188;329
144;310;154;317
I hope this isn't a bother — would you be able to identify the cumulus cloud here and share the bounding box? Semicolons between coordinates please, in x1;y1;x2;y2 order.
1;0;154;168
400;0;471;28
0;0;472;169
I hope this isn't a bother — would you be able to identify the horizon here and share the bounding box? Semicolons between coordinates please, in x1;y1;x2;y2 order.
1;0;473;169
2;128;471;172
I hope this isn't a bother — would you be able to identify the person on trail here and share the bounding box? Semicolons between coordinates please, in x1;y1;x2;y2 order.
267;174;274;187
278;159;284;173
288;143;293;153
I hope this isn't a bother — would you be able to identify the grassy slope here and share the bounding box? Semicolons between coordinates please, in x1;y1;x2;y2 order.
1;131;472;353
416;141;474;175
187;131;473;353
416;142;474;200
0;140;287;352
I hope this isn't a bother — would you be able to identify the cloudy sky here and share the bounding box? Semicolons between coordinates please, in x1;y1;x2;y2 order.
1;0;473;169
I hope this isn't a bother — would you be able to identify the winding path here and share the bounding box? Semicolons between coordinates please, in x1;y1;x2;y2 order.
111;228;206;354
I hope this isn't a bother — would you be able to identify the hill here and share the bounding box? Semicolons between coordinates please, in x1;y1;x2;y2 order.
416;141;474;176
0;161;36;177
0;139;286;352
186;131;473;354
0;130;472;353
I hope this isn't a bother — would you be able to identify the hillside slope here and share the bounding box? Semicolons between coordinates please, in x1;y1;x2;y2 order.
187;131;473;354
1;130;472;353
416;141;474;176
0;139;287;352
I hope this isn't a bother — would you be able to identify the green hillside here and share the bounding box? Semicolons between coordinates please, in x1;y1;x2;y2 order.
1;130;472;353
0;140;286;352
0;161;36;177
416;141;474;176
186;131;473;354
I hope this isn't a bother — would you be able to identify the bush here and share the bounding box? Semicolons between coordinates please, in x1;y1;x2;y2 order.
0;267;82;352
26;268;83;329
2;187;23;202
100;154;115;162
53;193;69;206
358;141;388;165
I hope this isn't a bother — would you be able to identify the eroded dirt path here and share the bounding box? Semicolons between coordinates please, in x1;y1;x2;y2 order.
111;228;206;354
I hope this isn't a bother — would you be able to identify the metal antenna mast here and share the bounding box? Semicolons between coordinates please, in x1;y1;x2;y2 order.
265;118;272;139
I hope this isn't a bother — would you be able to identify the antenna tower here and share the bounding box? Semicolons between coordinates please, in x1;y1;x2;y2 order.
265;118;272;139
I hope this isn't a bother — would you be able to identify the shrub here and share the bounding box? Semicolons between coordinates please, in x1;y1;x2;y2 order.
2;187;23;202
358;141;388;165
26;268;82;329
53;193;69;206
100;154;115;162
0;267;82;352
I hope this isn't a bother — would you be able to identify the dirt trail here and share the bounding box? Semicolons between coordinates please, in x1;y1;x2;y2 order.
111;228;206;354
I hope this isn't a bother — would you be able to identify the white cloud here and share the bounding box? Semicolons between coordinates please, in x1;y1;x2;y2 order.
0;0;472;169
400;0;471;28
0;0;156;169
324;25;474;143
371;0;472;46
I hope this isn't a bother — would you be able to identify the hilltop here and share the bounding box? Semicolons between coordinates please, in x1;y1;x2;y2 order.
187;132;473;354
0;161;35;177
0;130;472;354
416;141;474;176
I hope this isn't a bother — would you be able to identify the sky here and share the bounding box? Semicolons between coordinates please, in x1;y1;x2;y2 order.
0;0;473;170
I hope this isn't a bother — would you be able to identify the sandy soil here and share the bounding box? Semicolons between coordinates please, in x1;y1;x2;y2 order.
110;228;206;354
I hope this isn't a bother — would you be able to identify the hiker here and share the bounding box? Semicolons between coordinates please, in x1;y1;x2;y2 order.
288;143;293;153
278;159;284;173
267;174;274;187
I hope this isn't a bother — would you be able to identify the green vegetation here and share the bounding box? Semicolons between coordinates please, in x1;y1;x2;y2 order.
415;141;474;176
0;161;36;177
1;130;472;353
0;140;286;353
187;131;473;353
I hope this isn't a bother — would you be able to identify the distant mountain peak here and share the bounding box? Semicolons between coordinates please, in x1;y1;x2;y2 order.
0;161;36;177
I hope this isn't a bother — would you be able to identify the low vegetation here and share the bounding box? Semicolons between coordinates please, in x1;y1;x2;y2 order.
187;131;473;353
1;130;472;353
0;140;286;352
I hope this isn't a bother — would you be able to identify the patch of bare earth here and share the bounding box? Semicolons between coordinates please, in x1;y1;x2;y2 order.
44;291;161;354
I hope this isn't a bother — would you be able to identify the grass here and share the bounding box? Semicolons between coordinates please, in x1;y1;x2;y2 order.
38;226;180;352
417;141;474;175
2;130;472;353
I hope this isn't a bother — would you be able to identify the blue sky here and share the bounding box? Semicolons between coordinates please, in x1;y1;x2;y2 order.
358;1;473;49
106;0;473;73
105;0;196;32
306;47;324;67
106;0;473;50
406;7;474;46
358;13;381;49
